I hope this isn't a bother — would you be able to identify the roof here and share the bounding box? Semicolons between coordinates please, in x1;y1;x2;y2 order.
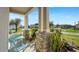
9;7;33;14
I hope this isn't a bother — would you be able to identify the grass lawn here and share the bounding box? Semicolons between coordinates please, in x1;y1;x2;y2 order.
62;34;79;46
62;29;79;33
17;28;24;33
10;28;24;34
10;29;16;33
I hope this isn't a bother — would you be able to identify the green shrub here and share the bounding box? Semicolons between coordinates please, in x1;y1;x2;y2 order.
29;28;38;39
50;28;54;32
51;29;62;52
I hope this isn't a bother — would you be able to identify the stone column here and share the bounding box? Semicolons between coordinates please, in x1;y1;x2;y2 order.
0;7;9;52
35;7;51;52
23;14;29;44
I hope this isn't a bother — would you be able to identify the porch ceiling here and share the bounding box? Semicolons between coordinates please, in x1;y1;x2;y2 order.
9;7;33;14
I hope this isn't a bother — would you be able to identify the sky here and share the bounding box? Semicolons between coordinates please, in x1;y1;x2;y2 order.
10;7;79;26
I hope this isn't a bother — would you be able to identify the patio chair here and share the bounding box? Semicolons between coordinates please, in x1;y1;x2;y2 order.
8;33;29;52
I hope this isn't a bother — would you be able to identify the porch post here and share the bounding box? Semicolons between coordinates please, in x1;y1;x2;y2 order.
24;14;28;30
39;7;50;32
23;14;29;44
35;7;51;52
0;7;9;52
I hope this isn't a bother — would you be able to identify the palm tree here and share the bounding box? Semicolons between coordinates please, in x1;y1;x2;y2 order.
9;19;15;25
9;19;15;30
15;18;21;32
9;19;15;33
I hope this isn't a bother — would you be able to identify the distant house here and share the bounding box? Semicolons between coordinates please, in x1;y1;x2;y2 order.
9;25;16;30
75;21;79;29
75;24;79;29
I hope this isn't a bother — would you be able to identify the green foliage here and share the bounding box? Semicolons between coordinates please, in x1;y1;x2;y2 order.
9;19;21;32
9;20;15;25
15;18;21;25
61;24;73;29
30;23;39;29
50;28;54;32
51;29;62;52
17;28;23;33
29;28;38;39
49;22;54;28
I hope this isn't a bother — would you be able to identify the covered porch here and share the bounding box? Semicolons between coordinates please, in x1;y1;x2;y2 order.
9;7;51;52
0;7;79;52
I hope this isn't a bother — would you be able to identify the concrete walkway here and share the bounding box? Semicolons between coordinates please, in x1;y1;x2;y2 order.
62;32;79;36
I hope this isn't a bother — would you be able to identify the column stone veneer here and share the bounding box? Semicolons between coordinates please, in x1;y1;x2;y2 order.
35;7;52;52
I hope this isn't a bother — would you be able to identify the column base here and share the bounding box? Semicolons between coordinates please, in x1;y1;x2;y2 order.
23;30;29;44
35;32;52;52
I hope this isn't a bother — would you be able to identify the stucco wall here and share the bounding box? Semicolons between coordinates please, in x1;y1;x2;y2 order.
0;7;9;52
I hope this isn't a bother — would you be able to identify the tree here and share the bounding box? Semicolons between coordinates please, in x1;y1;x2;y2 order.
15;18;21;32
61;24;73;29
56;24;61;28
9;19;15;25
9;18;21;32
9;20;15;33
29;23;39;29
49;22;54;28
9;19;15;30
